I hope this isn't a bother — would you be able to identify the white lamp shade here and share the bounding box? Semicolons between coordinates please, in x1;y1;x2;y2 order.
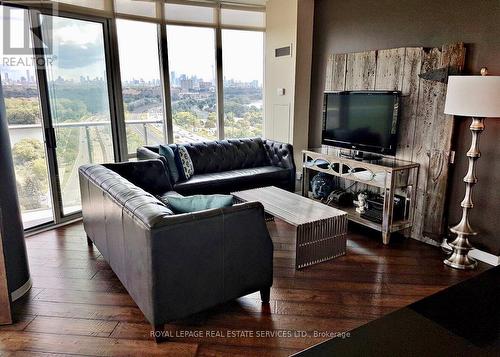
444;76;500;117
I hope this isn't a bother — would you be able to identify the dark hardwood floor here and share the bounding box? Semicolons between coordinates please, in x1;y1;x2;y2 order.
0;220;488;356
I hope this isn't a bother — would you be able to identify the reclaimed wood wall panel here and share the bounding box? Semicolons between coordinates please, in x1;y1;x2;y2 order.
396;47;423;162
325;54;347;91
345;51;377;90
323;43;465;243
374;48;406;90
421;43;466;239
411;47;443;241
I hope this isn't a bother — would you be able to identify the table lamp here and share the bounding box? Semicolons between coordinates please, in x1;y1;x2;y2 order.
443;70;500;269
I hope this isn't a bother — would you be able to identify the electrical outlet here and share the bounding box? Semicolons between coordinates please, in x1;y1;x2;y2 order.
449;150;455;164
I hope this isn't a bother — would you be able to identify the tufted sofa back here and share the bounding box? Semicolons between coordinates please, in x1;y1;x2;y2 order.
181;138;270;175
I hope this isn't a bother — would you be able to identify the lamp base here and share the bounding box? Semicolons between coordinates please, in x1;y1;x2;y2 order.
444;254;477;270
443;237;477;270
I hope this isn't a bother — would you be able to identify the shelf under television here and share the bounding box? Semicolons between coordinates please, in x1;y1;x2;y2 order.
306;192;413;234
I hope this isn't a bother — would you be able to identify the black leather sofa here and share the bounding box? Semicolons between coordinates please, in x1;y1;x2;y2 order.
78;159;274;342
137;138;296;194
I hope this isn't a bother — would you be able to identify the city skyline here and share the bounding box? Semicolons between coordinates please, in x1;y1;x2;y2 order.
1;67;262;89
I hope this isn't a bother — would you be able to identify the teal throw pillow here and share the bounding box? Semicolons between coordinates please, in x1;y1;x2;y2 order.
159;144;180;183
166;194;233;214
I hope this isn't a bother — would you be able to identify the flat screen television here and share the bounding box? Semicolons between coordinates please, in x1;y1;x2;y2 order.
322;91;401;156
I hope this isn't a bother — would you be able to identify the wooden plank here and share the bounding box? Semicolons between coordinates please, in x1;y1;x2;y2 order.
12;300;145;323
0;315;35;332
0;212;13;325
324;53;335;90
332;53;347;90
0;331;199;356
30;275;126;293
34;288;136;307
396;47;423;162
325;53;347;91
28;266;98;279
410;47;442;241
25;316;118;337
422;42;466;240
275;300;395;319
345;51;377;90
374;48;406;90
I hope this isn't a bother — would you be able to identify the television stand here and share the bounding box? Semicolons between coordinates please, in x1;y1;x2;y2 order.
302;147;419;245
338;150;383;162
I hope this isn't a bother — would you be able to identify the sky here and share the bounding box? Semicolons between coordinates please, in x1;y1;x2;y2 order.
1;7;263;85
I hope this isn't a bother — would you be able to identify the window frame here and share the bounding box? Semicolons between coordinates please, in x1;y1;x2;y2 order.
1;0;266;234
112;0;266;153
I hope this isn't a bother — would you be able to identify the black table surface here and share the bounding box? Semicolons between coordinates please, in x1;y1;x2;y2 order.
295;265;500;357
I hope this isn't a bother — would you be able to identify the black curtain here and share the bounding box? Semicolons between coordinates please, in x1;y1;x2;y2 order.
0;74;31;298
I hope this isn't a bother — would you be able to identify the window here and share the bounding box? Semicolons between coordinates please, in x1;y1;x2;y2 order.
0;1;267;232
116;19;165;156
0;6;54;229
222;29;264;139
166;25;217;143
42;15;115;215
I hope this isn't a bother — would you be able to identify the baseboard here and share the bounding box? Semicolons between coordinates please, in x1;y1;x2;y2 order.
441;240;499;266
468;249;500;266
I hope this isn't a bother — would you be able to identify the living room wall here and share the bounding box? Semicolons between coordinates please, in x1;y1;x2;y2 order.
309;0;500;256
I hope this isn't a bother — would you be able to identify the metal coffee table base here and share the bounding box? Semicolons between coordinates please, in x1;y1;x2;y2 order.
295;217;347;269
233;186;348;270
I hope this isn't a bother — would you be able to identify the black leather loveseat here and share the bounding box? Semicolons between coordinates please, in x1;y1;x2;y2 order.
78;160;274;342
137;138;296;195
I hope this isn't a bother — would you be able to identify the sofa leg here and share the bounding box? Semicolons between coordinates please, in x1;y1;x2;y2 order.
86;236;93;246
152;324;166;343
260;287;271;304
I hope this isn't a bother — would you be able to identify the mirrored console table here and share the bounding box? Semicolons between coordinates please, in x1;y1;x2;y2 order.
302;147;419;244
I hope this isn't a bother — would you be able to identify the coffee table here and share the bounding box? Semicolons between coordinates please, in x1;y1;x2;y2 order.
233;186;347;269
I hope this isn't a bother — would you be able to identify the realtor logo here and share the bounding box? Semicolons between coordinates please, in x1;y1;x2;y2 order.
2;2;56;56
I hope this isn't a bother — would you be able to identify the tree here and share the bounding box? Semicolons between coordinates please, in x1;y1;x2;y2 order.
5;98;41;125
12;139;45;166
173;111;198;131
244;110;262;127
53;98;88;122
11;139;50;210
205;112;217;129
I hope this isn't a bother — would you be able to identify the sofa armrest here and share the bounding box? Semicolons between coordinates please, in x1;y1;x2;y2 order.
137;146;172;180
148;202;273;324
263;139;295;171
104;159;172;194
263;139;296;191
137;146;165;163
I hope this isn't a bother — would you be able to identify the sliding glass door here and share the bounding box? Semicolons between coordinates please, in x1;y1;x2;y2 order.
0;6;54;229
40;15;116;216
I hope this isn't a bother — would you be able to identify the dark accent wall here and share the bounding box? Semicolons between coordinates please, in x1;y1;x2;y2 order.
0;76;31;296
309;0;500;255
